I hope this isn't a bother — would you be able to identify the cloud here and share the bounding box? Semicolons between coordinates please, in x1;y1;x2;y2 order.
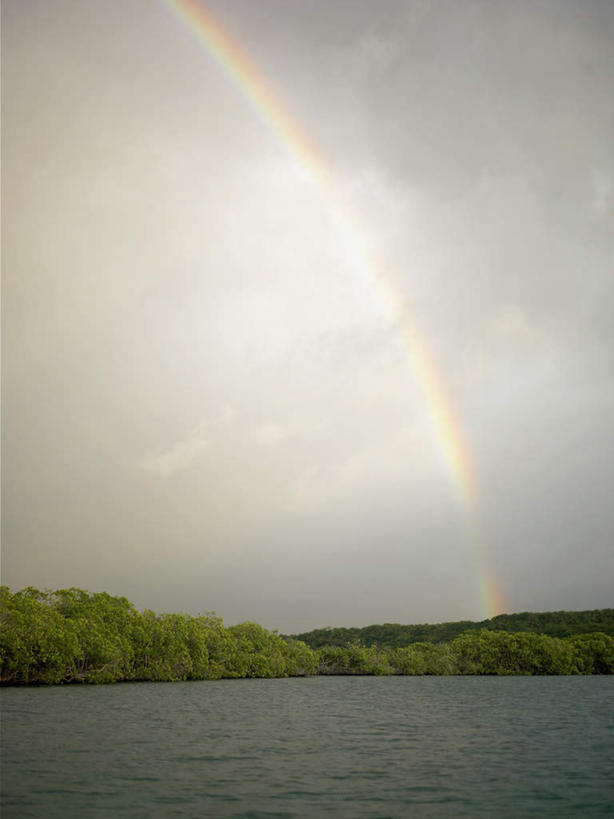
4;0;614;629
138;408;234;477
255;423;287;446
138;424;209;477
591;170;612;218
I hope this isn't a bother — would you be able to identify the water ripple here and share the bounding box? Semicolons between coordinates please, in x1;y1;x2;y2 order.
1;676;613;817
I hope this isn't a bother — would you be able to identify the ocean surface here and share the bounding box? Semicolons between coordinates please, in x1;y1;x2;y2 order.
2;676;613;817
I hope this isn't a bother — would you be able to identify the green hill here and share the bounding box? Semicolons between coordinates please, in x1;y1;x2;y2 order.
289;608;614;649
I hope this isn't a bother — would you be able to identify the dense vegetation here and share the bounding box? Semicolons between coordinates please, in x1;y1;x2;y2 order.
0;587;317;685
1;587;613;685
291;608;614;649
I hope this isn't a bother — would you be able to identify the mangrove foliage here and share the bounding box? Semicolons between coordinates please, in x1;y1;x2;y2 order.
1;587;612;685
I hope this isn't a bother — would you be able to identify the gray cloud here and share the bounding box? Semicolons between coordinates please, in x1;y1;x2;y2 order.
3;0;613;630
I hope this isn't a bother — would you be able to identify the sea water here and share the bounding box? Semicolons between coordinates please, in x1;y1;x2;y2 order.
2;676;613;817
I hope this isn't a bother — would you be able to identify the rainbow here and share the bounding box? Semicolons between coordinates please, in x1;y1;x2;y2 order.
162;0;506;619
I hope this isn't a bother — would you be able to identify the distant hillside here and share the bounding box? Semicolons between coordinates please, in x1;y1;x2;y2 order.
290;609;614;649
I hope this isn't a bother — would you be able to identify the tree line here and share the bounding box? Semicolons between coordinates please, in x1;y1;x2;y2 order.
291;608;614;649
1;587;612;685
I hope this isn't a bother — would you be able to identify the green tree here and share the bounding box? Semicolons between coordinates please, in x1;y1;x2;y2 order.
570;633;614;674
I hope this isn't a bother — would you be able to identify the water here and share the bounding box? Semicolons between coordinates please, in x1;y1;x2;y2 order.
2;676;613;817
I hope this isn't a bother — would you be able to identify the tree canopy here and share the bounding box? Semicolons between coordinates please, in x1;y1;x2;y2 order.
1;587;612;685
290;608;614;649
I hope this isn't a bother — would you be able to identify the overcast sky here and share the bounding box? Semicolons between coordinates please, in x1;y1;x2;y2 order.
3;0;613;631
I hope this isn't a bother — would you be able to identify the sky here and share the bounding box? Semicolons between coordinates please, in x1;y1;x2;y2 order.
3;0;613;632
